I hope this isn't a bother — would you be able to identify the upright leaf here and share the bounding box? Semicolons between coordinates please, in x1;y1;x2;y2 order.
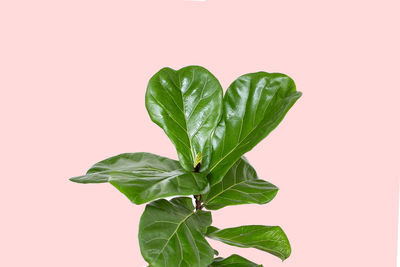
206;225;291;261
139;197;214;267
146;66;223;172
210;255;262;267
208;72;302;184
69;153;208;204
203;157;278;210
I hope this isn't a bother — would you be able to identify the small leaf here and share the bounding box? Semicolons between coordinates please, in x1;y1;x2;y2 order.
206;225;291;261
139;197;214;267
146;66;223;172
69;153;209;204
203;157;278;210
194;152;202;168
210;254;262;267
208;72;302;184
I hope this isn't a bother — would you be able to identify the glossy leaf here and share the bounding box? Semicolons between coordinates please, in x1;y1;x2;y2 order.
146;66;223;172
69;153;208;205
210;255;262;267
206;225;291;261
203;157;278;210
139;197;214;267
208;72;302;184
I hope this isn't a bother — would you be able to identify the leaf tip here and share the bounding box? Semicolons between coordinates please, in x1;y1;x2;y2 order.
69;176;80;183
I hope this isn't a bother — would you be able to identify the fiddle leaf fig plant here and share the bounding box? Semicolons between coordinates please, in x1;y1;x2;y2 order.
70;65;302;267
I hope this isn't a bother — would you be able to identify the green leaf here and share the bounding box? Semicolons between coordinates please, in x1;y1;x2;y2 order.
69;153;209;205
206;225;291;261
208;72;302;185
210;255;262;267
194;152;202;169
146;66;223;172
139;197;214;267
203;157;278;210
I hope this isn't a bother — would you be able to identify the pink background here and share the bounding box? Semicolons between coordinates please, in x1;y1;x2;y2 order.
1;0;399;266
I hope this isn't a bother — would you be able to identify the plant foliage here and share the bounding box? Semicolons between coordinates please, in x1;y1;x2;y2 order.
70;65;302;266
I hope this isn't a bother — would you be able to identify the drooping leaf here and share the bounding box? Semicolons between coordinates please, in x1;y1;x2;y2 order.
208;72;302;184
210;254;263;267
69;153;208;205
139;197;214;267
203;157;278;210
206;225;291;261
146;66;223;172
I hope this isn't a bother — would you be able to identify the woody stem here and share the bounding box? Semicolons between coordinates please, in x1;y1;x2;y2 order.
194;194;203;210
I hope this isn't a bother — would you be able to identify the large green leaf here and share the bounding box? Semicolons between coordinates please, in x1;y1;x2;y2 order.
69;153;208;205
210;255;262;267
203;157;278;210
139;197;214;267
146;66;223;172
208;72;302;184
206;225;291;261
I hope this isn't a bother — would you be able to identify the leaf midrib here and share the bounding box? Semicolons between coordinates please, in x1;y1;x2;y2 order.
204;180;248;206
91;166;172;175
208;89;280;174
154;210;196;264
178;70;196;164
207;233;286;260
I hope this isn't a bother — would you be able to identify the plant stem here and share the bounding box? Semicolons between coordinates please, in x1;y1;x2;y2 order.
194;162;201;173
194;194;203;210
193;163;202;210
